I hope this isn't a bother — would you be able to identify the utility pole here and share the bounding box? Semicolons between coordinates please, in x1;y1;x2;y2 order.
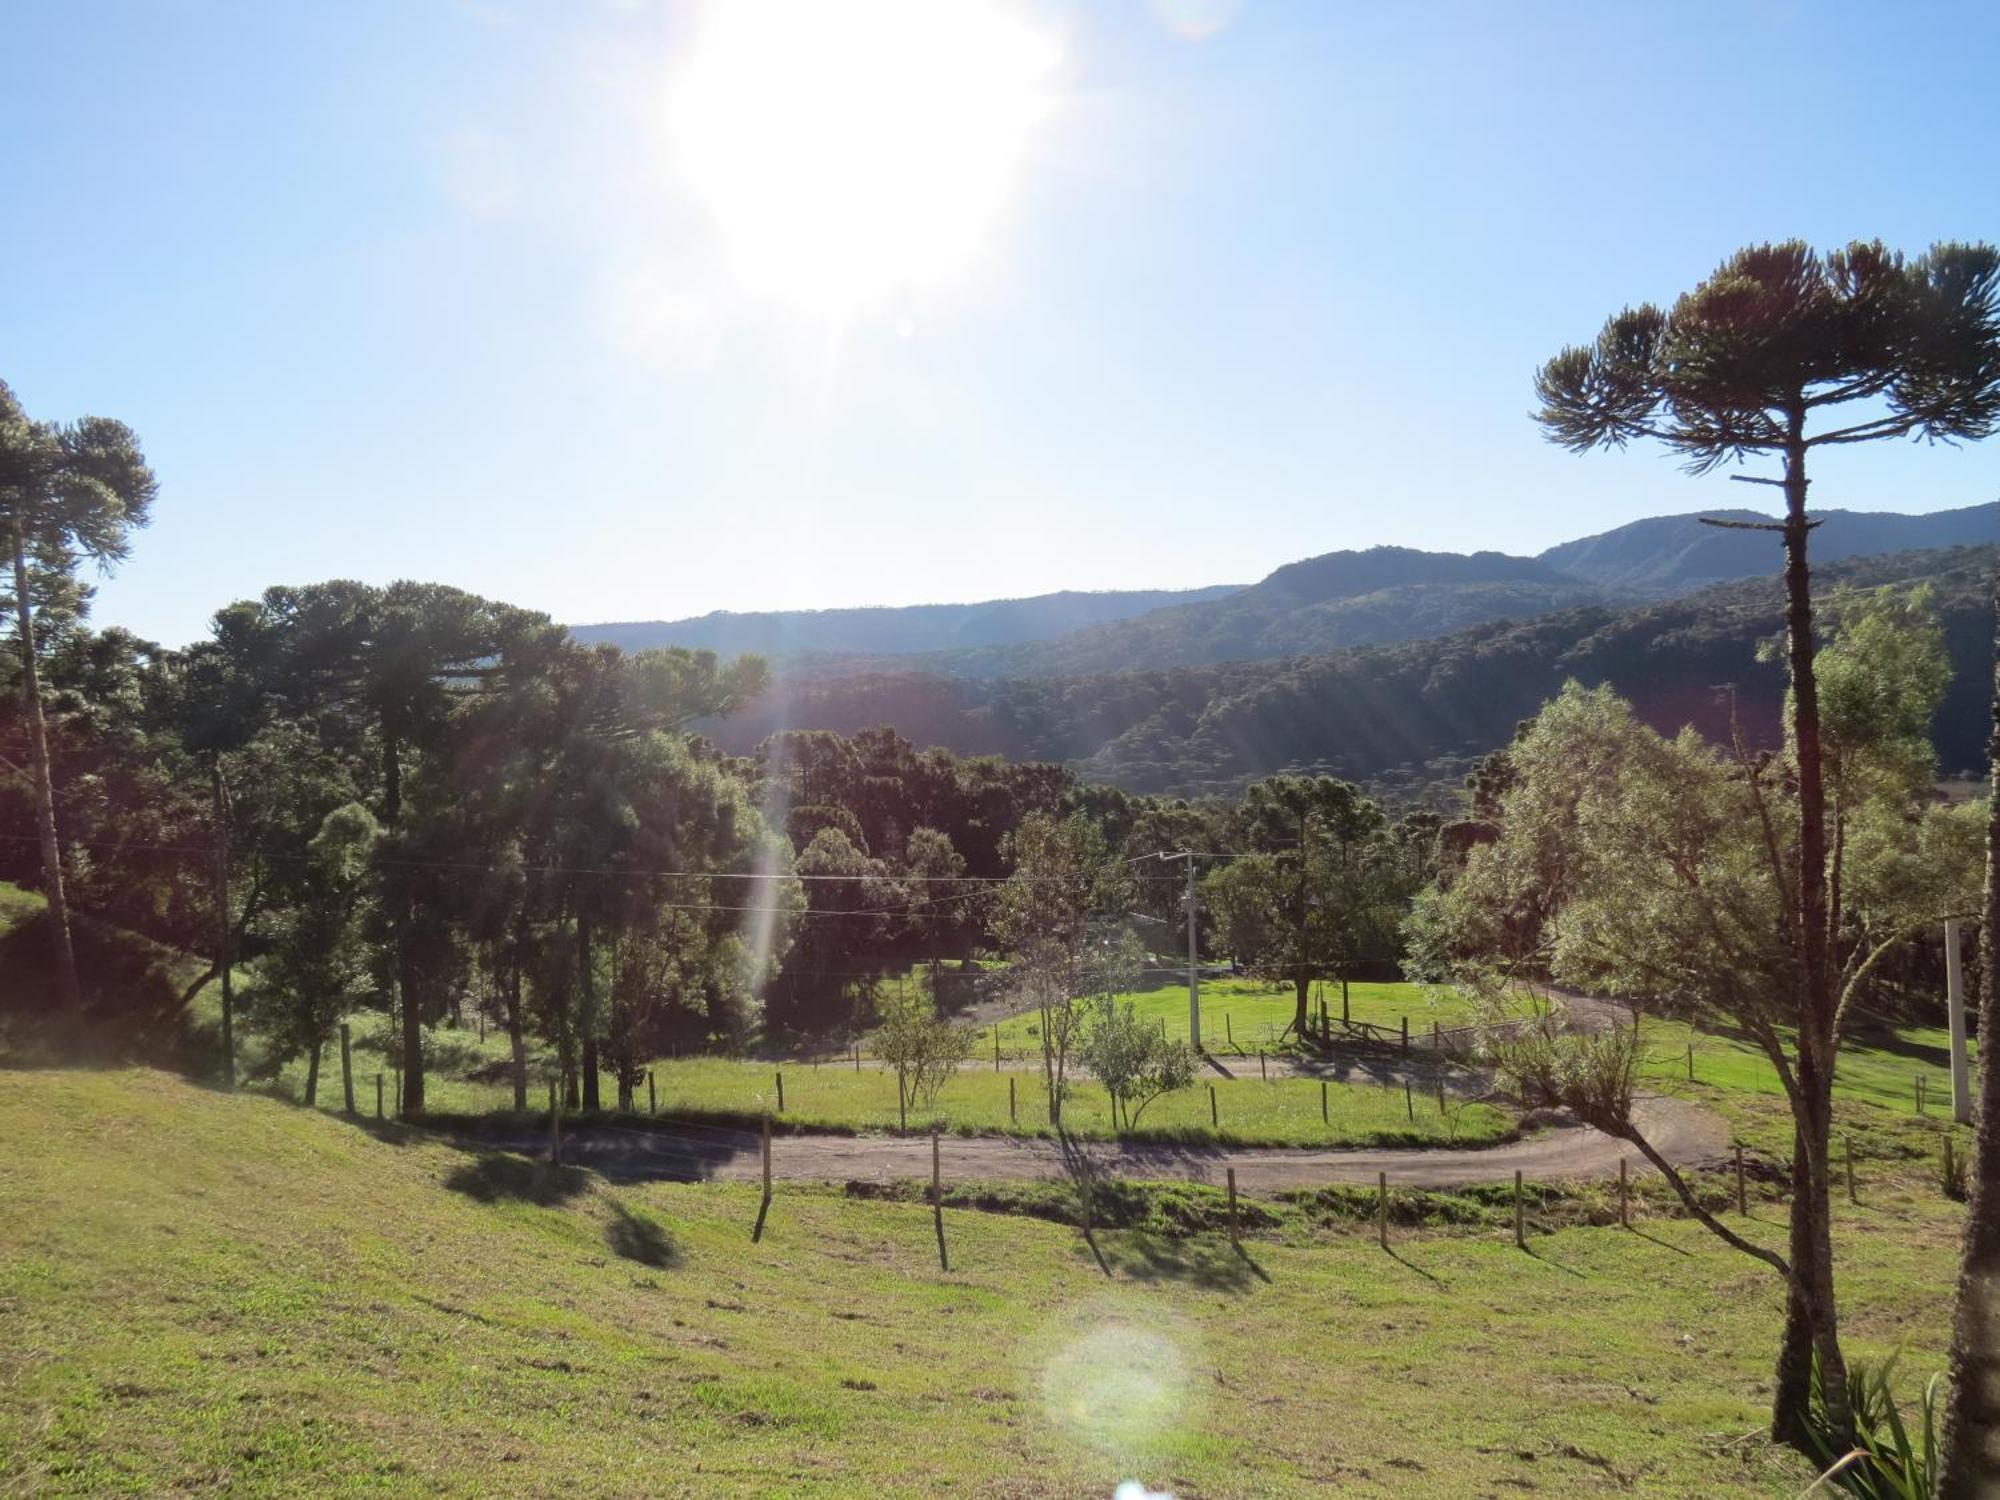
1184;852;1201;1052
1946;918;1971;1126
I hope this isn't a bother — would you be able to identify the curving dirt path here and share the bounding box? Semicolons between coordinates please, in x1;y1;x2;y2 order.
460;1094;1727;1192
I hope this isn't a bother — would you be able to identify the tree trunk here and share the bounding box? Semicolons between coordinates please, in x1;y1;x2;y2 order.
210;762;235;1089
506;950;528;1113
1293;972;1310;1037
304;1036;322;1108
1936;574;2000;1498
578;913;600;1113
10;526;80;1013
380;728;424;1116
1769;420;1851;1449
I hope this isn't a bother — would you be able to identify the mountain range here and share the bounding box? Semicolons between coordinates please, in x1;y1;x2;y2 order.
574;502;1994;678
700;542;1998;803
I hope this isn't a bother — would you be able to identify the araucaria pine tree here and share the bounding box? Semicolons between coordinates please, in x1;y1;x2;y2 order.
1532;240;2000;1449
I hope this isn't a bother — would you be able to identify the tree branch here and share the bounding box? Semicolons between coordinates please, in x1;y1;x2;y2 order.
1617;1119;1793;1281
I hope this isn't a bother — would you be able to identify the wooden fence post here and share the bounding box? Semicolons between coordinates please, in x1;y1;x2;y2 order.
1735;1145;1747;1215
1209;1083;1218;1128
1686;1043;1694;1083
1259;1049;1267;1082
1404;1079;1414;1122
1009;1076;1017;1124
1432;1020;1440;1052
1618;1157;1629;1229
1320;1079;1328;1125
898;1070;907;1131
1437;1074;1446;1115
751;1112;774;1242
853;1041;861;1073
775;1070;785;1113
375;1072;384;1120
1377;1170;1388;1249
932;1129;949;1271
1514;1169;1525;1248
1226;1167;1239;1245
1846;1134;1859;1204
339;1023;355;1115
1944;1136;1957;1197
648;1071;656;1115
1401;1017;1409;1051
994;1026;1001;1071
1225;1013;1233;1050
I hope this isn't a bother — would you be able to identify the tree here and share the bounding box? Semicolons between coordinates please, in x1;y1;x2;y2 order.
1937;575;2000;1499
1533;240;2000;1447
1077;996;1199;1130
243;803;380;1107
1419;666;1981;1452
0;380;157;1012
1207;775;1389;1035
873;978;977;1123
991;812;1133;1125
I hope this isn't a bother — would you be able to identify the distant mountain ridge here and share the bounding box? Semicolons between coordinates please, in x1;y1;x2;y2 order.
569;585;1245;658
702;542;1998;802
1538;502;1997;595
572;501;1992;671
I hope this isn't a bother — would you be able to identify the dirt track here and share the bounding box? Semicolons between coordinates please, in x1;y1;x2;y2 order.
462;1094;1726;1192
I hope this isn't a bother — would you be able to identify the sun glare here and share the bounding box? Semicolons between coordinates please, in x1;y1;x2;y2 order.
666;0;1060;317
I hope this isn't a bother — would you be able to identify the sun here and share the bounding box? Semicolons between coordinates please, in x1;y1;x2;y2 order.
666;0;1060;317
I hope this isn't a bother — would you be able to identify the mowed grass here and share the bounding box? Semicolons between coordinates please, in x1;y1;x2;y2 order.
1633;1013;1972;1116
988;977;1474;1054
273;1049;1511;1149
0;1066;1963;1497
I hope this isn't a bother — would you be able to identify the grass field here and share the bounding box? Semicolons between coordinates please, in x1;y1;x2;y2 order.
988;977;1475;1054
271;1048;1513;1149
0;1066;1963;1498
1635;1012;1968;1117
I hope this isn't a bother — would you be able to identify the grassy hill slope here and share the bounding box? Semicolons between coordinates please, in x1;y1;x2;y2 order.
0;1067;1964;1497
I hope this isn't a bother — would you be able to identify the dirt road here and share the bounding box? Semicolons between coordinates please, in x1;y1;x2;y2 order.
462;1094;1725;1192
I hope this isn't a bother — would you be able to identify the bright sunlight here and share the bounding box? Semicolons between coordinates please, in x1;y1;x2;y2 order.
665;0;1060;317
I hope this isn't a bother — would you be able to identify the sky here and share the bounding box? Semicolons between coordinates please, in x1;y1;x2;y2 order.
4;0;1998;648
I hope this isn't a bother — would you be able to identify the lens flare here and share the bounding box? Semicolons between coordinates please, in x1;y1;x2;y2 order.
1039;1319;1191;1456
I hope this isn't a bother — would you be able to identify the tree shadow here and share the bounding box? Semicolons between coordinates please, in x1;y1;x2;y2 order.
443;1149;592;1205
1097;1230;1264;1292
605;1200;681;1268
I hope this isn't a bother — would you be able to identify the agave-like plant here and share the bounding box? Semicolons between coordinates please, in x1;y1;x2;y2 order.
1803;1356;1939;1499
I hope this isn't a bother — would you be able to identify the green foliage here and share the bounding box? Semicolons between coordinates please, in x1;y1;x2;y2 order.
871;979;976;1111
1806;1356;1941;1499
1075;994;1198;1128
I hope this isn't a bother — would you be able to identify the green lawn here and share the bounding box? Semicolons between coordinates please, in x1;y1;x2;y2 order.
0;1066;1961;1497
272;1047;1511;1149
1634;1013;1970;1117
988;977;1473;1055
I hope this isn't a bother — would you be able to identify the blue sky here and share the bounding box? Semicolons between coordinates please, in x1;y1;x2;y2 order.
4;0;1997;647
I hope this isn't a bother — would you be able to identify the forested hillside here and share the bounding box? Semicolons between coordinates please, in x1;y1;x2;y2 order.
897;547;1606;678
707;544;1998;800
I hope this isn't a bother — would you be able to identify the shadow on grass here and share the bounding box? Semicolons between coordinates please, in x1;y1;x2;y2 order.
1097;1230;1265;1291
605;1200;681;1268
1627;1224;1693;1257
1520;1242;1587;1278
1380;1244;1447;1287
444;1149;592;1205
